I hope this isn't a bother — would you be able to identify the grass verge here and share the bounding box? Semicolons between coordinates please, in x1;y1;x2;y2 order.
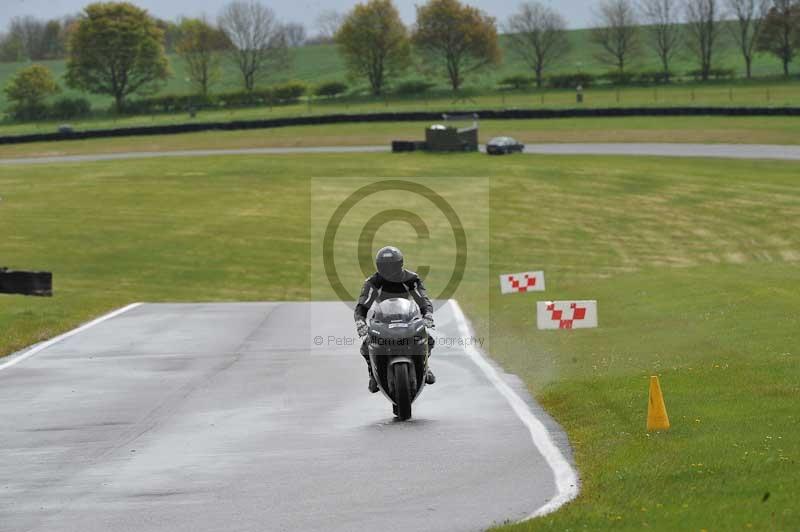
2;116;800;160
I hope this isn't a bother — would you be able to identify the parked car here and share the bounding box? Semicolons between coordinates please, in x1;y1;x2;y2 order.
486;137;524;155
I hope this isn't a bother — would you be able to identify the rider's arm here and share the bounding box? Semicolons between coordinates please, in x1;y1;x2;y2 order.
354;276;379;322
409;277;434;317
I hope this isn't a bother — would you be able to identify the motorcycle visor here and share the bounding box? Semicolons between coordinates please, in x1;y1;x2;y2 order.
376;260;404;282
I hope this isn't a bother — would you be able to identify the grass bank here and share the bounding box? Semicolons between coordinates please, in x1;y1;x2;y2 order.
0;25;797;112
2;116;800;160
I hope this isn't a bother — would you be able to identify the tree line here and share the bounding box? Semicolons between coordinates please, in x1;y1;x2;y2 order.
0;7;309;63
592;0;800;82
3;0;800;120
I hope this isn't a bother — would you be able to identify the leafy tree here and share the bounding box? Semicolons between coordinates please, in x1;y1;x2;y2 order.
176;18;231;96
757;0;800;76
506;2;571;88
412;0;500;91
218;0;290;92
590;0;639;73
66;2;169;111
335;0;410;96
4;64;59;120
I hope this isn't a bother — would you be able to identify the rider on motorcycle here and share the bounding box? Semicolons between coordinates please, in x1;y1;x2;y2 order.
355;246;436;393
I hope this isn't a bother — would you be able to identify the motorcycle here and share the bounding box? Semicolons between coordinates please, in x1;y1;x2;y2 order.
364;298;431;421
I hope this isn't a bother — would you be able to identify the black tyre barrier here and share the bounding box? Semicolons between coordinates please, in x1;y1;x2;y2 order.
391;141;417;152
0;268;52;297
391;140;429;152
2;107;799;146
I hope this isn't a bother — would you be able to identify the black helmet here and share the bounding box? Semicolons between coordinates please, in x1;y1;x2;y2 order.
375;246;405;282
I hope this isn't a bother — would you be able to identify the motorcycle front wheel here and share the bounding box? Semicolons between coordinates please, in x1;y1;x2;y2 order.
394;363;412;421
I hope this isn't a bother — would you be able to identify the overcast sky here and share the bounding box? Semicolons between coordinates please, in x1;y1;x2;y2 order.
0;0;598;32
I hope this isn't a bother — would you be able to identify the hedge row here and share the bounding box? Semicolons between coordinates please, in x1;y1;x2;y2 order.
500;69;739;90
6;96;92;121
3;107;800;145
121;81;309;114
121;80;438;113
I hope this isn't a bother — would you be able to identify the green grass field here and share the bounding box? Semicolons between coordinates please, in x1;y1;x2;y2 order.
2;116;800;160
1;150;798;529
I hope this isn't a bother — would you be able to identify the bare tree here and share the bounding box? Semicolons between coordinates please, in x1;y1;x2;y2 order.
506;2;571;88
727;0;770;78
591;0;640;72
314;10;344;42
283;22;307;47
219;0;290;92
639;0;682;81
8;16;52;60
685;0;723;81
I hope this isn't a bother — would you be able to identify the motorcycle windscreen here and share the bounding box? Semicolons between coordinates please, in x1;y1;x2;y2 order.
374;298;419;322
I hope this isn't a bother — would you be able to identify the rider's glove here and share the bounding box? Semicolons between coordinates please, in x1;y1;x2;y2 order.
356;319;369;337
423;314;435;329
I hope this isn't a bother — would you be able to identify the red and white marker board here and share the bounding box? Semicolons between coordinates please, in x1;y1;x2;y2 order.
537;300;598;330
499;271;545;294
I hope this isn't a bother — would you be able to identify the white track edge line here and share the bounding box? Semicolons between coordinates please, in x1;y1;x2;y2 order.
0;302;143;372
448;299;580;520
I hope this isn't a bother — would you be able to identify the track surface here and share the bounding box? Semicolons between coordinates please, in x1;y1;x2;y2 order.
2;143;800;165
0;302;571;532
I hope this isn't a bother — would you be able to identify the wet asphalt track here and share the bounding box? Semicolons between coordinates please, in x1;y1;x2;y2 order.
2;142;800;165
0;301;574;532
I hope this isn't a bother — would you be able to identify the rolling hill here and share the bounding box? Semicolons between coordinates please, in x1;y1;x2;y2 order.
0;26;795;112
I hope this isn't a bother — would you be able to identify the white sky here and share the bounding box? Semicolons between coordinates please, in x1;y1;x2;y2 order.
0;0;598;32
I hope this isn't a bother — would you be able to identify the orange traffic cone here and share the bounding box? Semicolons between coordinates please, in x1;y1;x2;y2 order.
647;376;670;431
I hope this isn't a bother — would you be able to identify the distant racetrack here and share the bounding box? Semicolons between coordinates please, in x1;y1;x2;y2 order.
2;143;800;165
